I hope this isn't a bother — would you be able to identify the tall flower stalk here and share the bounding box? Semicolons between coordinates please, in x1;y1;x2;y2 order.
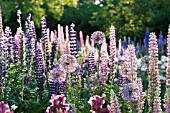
0;6;3;36
109;26;116;82
148;32;162;113
0;36;9;99
88;51;96;75
121;45;142;113
25;15;33;72
35;43;45;102
91;31;105;85
110;89;121;113
166;25;170;112
69;23;78;59
100;42;109;84
41;16;50;70
124;45;137;82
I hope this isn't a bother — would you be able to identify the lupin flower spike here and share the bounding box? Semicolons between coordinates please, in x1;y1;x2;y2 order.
166;25;170;112
148;32;162;113
17;9;22;28
0;6;3;36
69;23;78;59
109;26;117;81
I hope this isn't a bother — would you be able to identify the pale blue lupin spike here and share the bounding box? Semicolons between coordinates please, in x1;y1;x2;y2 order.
128;37;131;44
144;27;150;48
135;43;140;53
158;31;163;46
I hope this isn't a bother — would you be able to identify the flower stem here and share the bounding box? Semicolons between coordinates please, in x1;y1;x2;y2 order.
97;44;101;85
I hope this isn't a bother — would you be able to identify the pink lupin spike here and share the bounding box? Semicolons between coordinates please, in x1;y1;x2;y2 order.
65;25;69;42
79;31;84;48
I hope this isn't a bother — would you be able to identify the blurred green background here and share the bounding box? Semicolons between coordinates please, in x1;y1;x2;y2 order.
0;0;170;41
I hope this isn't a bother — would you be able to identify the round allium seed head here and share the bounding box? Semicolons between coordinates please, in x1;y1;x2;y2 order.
91;31;106;44
50;63;66;83
121;83;140;101
58;54;80;73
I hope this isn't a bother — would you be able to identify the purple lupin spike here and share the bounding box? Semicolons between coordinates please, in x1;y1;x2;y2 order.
24;19;32;70
35;44;45;102
40;16;50;69
88;51;96;75
29;21;36;56
69;23;78;59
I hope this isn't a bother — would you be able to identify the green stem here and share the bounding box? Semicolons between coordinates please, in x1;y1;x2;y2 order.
66;66;69;97
21;77;24;101
131;101;134;113
97;44;101;85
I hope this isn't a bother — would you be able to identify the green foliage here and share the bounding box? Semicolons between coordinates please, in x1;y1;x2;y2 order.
0;0;78;28
1;0;170;40
60;0;100;35
90;0;153;39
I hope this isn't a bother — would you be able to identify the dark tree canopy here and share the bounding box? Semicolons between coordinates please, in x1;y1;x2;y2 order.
0;0;170;40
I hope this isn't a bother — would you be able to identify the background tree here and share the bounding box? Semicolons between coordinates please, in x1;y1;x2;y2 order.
1;0;170;41
89;0;153;40
0;0;78;35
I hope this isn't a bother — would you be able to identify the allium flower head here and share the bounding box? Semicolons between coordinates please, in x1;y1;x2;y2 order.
91;31;106;45
0;101;13;113
58;54;80;73
121;83;140;101
50;63;66;83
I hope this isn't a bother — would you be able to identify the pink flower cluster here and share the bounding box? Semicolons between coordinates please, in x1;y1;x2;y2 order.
148;32;162;113
0;101;13;113
110;89;121;113
46;94;72;113
109;26;117;79
88;94;111;113
124;45;137;82
100;42;109;84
